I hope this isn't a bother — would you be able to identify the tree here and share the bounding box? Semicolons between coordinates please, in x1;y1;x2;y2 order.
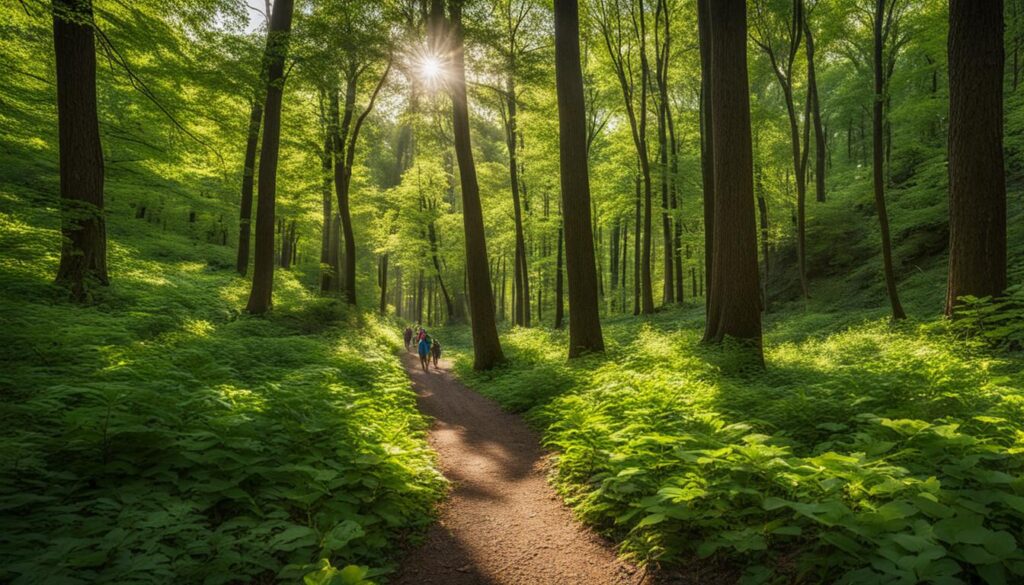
245;0;294;314
554;0;605;356
945;0;1006;314
653;0;674;305
52;0;108;301
332;58;391;305
697;0;715;337
594;0;655;315
804;2;827;203
438;0;504;369
704;0;764;362
750;0;810;300
871;0;905;321
235;96;262;276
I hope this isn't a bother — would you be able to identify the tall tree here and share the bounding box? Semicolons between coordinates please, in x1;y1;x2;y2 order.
317;89;334;293
946;0;1006;314
52;0;108;301
871;0;905;320
750;0;810;299
245;0;295;314
653;0;674;305
804;2;826;203
595;0;655;314
554;0;605;356
697;0;715;336
236;96;262;276
704;0;764;362
437;0;504;369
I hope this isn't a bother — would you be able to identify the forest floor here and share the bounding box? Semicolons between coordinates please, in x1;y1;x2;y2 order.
392;350;646;585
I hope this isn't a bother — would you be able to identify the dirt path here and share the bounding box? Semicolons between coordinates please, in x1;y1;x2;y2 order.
393;351;647;585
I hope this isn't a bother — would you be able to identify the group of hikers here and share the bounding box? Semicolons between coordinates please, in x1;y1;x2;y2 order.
403;325;442;372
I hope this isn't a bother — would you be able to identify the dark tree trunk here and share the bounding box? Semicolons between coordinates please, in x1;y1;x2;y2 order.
443;0;504;369
705;0;764;361
554;0;604;355
621;223;629;311
609;218;620;311
53;0;108;301
697;0;715;335
236;99;262;276
427;220;455;320
333;82;358;305
655;0;674;305
805;15;826;203
946;0;1006;314
245;0;294;314
668;108;684;303
328;214;341;293
554;222;565;329
319;99;333;293
872;0;906;320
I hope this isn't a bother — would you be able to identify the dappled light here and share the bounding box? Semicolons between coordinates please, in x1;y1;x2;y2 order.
4;0;1024;583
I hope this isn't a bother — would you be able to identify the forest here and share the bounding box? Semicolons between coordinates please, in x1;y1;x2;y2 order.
2;0;1024;583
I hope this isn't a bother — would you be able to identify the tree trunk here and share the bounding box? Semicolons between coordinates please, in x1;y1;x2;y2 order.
53;0;108;301
633;172;642;316
609;218;620;312
236;99;262;276
697;0;715;336
506;80;531;327
554;0;604;355
443;0;504;369
655;0;674;306
333;81;358;305
805;15;826;203
554;222;565;329
328;214;341;292
872;0;906;320
705;0;764;361
946;0;1006;314
379;253;389;314
668;108;684;303
245;0;294;314
319;98;333;292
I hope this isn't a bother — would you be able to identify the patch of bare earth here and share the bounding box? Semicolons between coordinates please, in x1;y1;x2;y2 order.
392;352;649;585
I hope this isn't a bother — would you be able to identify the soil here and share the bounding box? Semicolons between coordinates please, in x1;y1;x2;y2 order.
392;351;650;585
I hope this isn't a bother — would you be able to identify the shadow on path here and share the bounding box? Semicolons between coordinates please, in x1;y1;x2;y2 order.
392;351;647;585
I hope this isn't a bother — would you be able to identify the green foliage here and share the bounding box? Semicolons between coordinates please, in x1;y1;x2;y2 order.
0;192;444;583
950;286;1024;350
448;308;1024;583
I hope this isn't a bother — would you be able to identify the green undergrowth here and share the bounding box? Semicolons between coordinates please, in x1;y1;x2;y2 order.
447;307;1024;584
0;196;444;584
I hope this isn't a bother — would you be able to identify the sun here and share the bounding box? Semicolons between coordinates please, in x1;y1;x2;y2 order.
420;56;442;83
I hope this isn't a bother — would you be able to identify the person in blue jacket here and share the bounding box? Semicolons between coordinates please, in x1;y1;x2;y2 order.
417;332;432;371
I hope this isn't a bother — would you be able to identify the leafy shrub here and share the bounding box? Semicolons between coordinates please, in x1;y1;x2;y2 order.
450;311;1024;584
0;203;444;584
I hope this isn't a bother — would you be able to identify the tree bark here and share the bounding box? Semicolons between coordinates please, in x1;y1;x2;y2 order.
505;81;531;327
236;99;262;276
705;0;764;361
318;92;334;293
53;0;108;301
655;0;674;305
805;14;826;203
872;0;906;320
245;0;294;314
554;0;604;355
554;221;565;329
946;0;1006;314
633;171;642;316
697;0;715;336
443;0;504;369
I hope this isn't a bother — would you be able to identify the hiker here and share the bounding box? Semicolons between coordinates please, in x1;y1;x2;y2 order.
431;337;441;367
417;326;426;342
403;326;413;350
417;333;431;371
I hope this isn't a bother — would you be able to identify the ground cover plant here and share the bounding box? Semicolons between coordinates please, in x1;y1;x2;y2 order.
0;194;445;584
448;306;1024;584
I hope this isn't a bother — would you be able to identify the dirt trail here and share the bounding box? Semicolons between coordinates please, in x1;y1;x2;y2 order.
393;351;647;585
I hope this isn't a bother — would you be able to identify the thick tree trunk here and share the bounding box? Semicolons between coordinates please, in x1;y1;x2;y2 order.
53;0;108;301
946;0;1006;314
444;0;504;369
554;0;604;355
872;0;906;320
245;0;294;314
236;99;262;276
805;17;826;203
697;0;715;336
705;0;764;361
